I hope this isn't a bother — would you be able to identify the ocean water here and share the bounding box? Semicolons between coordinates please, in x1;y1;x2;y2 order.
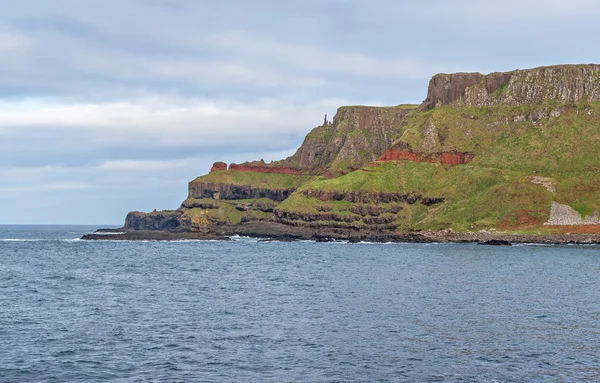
1;225;600;382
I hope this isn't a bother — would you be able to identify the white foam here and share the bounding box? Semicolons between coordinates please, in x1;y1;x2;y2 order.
0;238;44;242
91;232;126;235
230;235;259;242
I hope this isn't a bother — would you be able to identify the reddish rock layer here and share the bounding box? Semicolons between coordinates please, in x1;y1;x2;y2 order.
210;162;228;172
228;163;302;175
377;148;474;165
440;152;475;165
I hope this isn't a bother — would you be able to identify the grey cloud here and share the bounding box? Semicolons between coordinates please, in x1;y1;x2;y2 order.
0;0;598;223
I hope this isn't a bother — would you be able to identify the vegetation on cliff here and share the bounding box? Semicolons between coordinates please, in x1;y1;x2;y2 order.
122;64;600;237
277;105;417;175
190;170;313;190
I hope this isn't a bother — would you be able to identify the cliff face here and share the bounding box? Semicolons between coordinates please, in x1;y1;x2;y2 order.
377;147;474;165
120;64;600;236
227;163;301;175
279;105;417;175
188;181;296;202
125;210;182;231
423;64;600;109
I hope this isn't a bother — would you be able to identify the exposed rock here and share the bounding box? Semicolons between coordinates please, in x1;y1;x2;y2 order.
188;181;295;201
228;163;301;175
377;147;474;165
180;199;219;209
124;210;182;231
529;176;555;193
544;202;600;225
477;239;512;246
83;225;600;244
297;189;444;206
278;105;416;174
233;200;277;213
378;148;422;162
210;162;228;172
423;64;600;109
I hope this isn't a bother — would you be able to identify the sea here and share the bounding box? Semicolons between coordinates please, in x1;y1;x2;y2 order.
1;225;599;382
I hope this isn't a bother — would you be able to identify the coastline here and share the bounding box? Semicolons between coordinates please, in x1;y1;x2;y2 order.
81;222;600;244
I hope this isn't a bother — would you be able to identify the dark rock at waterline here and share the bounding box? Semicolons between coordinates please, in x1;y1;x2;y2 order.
477;239;512;246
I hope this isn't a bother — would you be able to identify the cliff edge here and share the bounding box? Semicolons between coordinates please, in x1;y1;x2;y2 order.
85;64;600;242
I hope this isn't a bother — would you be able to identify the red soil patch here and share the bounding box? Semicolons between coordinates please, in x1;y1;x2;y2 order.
377;148;474;165
228;163;302;175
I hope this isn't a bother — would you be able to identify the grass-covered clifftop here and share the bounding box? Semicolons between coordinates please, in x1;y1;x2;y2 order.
277;99;600;233
123;64;600;237
190;170;313;191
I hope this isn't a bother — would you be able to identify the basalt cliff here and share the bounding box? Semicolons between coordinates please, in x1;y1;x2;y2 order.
85;64;600;243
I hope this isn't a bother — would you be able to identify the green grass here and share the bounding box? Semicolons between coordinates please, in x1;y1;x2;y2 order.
395;102;600;174
182;198;274;225
553;173;600;216
278;160;556;232
191;170;315;189
188;99;600;233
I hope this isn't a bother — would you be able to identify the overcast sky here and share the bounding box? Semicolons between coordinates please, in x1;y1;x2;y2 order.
1;0;599;224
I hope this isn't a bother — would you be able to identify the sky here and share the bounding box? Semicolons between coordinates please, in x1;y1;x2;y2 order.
1;0;599;224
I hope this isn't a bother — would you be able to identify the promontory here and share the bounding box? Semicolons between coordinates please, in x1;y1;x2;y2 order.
84;64;600;244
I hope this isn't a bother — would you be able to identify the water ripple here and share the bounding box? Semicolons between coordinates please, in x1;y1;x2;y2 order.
1;225;600;381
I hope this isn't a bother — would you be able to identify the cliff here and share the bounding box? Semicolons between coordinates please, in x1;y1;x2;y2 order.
423;64;600;109
277;105;417;175
109;64;600;240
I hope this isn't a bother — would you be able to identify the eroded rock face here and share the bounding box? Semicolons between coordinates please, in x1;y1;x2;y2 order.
188;181;295;201
377;148;474;165
124;210;182;230
280;106;415;174
210;162;227;172
425;73;484;109
299;189;444;205
423;64;600;108
228;163;301;175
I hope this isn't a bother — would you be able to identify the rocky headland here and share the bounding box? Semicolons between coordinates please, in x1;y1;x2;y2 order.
83;64;600;244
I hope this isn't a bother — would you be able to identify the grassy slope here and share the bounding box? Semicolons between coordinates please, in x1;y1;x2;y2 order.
278;101;600;232
191;170;315;189
182;198;273;225
278;161;552;231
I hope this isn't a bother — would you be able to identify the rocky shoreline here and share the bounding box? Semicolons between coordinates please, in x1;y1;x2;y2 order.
81;222;600;245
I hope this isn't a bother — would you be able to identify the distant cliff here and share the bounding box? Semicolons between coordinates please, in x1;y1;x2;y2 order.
106;64;600;241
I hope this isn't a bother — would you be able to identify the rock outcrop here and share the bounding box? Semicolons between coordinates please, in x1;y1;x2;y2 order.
210;162;227;172
377;148;474;165
423;64;600;109
210;161;301;174
544;202;600;225
279;105;417;175
228;163;301;175
125;210;182;231
188;181;295;201
298;189;444;205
